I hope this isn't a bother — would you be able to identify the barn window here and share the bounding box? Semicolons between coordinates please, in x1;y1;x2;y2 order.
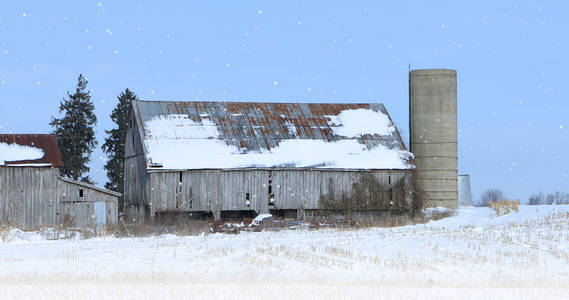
129;119;132;128
245;193;250;207
388;175;391;185
79;189;84;198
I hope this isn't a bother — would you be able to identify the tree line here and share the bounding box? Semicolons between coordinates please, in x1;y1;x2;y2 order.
50;74;136;211
476;188;569;206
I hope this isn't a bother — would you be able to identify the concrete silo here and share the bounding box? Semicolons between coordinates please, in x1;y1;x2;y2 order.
409;69;458;209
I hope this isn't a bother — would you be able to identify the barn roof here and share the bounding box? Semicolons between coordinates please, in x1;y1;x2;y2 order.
131;100;414;170
0;134;63;167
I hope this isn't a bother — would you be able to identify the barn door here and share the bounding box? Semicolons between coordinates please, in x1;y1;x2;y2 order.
94;202;106;226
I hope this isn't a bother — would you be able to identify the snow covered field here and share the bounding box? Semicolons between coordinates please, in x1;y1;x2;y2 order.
1;205;569;299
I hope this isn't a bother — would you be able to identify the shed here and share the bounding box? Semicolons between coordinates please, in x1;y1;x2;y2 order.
0;134;120;230
125;100;416;221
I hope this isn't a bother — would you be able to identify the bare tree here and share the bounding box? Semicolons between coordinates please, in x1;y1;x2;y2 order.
546;192;569;205
478;189;505;207
528;192;545;205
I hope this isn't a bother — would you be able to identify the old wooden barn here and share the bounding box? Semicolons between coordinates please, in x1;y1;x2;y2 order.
125;100;417;221
0;134;120;230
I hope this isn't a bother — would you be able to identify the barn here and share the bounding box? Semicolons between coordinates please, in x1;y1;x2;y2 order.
0;134;119;230
124;100;417;221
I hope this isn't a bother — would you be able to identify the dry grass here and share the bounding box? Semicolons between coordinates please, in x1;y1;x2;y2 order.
489;199;520;216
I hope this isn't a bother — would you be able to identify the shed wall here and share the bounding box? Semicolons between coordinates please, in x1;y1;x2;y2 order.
59;180;119;228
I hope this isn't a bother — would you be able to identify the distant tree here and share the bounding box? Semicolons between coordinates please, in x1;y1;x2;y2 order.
50;74;97;183
478;188;505;207
546;192;569;205
102;89;138;211
544;193;554;205
528;192;545;205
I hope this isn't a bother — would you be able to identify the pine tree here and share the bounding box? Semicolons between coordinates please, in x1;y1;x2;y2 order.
50;74;98;183
102;88;138;210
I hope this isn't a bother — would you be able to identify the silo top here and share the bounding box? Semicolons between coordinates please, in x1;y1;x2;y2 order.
410;69;456;76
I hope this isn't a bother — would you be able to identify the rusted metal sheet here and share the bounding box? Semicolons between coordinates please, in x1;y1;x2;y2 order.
132;100;407;156
0;134;63;167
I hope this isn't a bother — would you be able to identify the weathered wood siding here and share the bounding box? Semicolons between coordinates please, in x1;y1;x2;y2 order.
0;168;59;230
124;111;149;216
59;179;119;228
220;170;269;213
272;170;321;210
0;167;119;230
147;169;412;216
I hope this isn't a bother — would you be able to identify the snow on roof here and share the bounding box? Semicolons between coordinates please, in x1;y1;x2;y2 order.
133;100;414;170
0;134;63;167
0;142;45;166
327;109;395;137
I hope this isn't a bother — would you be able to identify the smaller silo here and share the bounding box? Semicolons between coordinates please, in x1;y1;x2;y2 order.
458;174;473;206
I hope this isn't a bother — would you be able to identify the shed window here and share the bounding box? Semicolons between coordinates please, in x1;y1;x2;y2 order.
79;189;84;198
129;119;132;128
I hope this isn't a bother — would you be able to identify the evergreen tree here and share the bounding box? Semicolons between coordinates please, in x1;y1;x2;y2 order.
102;88;138;210
50;74;97;183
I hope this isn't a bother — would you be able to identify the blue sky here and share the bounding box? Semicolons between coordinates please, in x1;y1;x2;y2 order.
0;1;567;203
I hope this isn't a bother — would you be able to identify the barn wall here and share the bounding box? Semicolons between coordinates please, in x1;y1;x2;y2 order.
0;167;119;230
148;169;413;217
220;170;269;213
0;167;59;230
124;110;149;217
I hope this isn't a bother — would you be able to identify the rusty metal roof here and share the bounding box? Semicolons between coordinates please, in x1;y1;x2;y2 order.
132;100;412;170
0;134;63;167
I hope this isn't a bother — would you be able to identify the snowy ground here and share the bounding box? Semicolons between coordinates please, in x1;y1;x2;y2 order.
1;205;569;299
